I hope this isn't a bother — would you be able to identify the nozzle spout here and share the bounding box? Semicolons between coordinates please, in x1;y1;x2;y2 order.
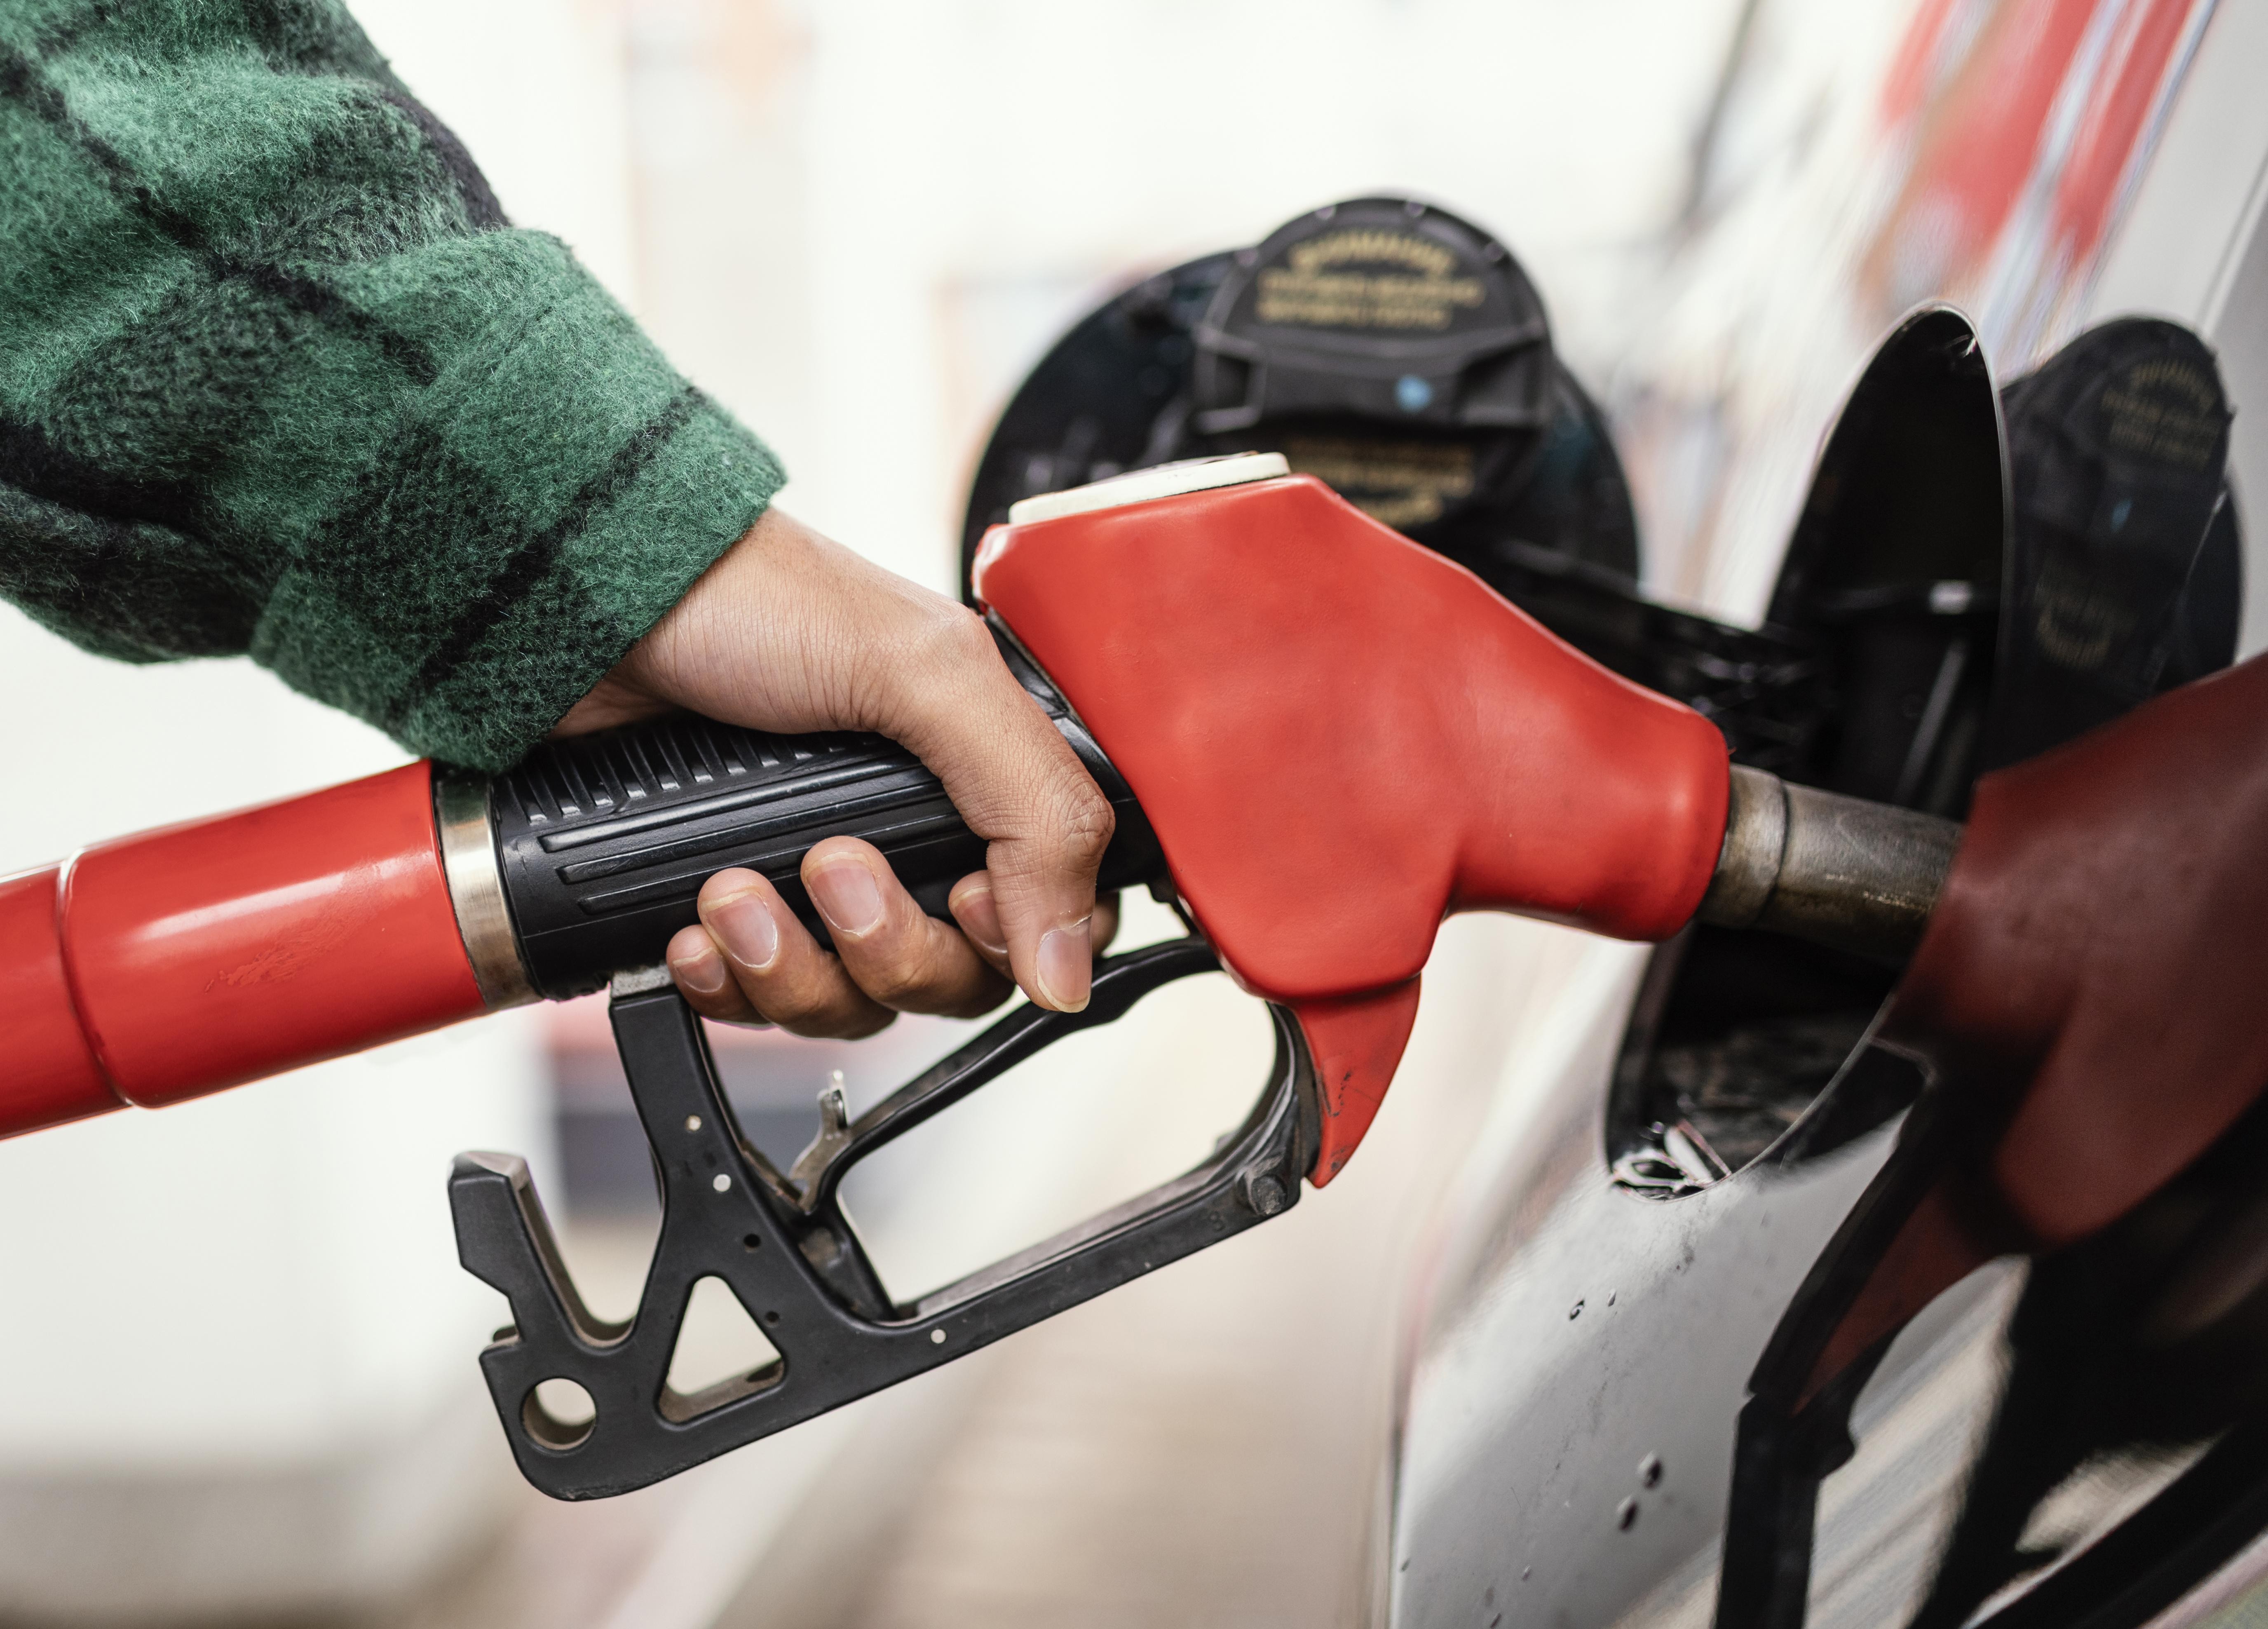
1696;766;1961;962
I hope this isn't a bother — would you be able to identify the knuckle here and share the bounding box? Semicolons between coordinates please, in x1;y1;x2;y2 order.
1055;782;1116;867
832;1008;898;1041
774;990;894;1040
858;961;927;1007
850;935;938;1006
750;955;895;1038
773;996;856;1035
939;974;1013;1020
908;600;992;667
743;968;837;1028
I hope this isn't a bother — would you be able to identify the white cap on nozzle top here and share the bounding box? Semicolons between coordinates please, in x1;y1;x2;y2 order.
1005;452;1290;526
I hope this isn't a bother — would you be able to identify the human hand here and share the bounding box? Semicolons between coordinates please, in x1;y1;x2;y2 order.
554;507;1117;1035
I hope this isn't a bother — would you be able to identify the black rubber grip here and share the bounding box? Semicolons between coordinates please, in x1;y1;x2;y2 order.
490;636;1165;1000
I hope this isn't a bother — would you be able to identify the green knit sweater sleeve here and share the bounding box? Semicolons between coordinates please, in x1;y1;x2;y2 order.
0;0;783;770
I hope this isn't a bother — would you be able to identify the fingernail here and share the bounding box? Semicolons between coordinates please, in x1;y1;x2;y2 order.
954;882;1009;957
1036;922;1091;1012
670;943;729;995
808;861;884;937
710;892;780;969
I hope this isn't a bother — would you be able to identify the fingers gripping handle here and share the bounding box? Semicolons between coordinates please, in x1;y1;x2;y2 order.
478;634;1165;1002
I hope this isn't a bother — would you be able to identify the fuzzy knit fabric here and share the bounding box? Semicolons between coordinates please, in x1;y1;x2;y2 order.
0;0;784;769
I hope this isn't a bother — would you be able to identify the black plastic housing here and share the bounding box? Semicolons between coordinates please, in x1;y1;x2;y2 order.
490;632;1165;1000
451;937;1314;1499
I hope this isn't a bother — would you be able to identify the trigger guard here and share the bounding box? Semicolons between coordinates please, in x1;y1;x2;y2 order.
791;936;1226;1218
448;933;1316;1500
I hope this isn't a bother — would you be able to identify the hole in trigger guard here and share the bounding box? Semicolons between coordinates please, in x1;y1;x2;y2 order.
446;936;1323;1500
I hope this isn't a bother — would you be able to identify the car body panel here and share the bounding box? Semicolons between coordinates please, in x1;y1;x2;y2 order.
1386;2;2268;1625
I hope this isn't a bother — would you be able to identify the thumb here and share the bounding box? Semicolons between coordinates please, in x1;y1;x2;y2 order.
890;615;1115;1012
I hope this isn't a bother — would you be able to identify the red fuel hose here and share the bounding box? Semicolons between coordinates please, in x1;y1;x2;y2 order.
0;762;485;1136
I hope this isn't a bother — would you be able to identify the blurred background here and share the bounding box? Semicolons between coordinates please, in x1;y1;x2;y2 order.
5;0;2243;1623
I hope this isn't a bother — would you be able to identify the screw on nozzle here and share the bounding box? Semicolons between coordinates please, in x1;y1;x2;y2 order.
1239;1169;1289;1217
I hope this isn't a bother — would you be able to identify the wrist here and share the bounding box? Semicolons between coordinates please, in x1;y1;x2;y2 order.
549;512;776;740
551;667;672;738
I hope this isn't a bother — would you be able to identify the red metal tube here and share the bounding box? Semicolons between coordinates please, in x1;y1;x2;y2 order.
0;761;486;1137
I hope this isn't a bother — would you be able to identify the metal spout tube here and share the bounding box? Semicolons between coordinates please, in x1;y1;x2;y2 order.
1696;765;1962;962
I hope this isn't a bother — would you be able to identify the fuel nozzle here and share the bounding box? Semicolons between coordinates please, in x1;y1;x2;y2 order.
0;456;1990;1502
1696;766;1962;963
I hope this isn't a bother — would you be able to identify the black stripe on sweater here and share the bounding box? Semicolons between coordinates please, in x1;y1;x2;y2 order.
0;413;202;532
378;90;507;231
229;258;440;386
0;43;440;385
385;388;706;726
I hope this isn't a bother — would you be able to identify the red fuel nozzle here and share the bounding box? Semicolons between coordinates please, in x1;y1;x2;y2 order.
974;472;1733;1179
